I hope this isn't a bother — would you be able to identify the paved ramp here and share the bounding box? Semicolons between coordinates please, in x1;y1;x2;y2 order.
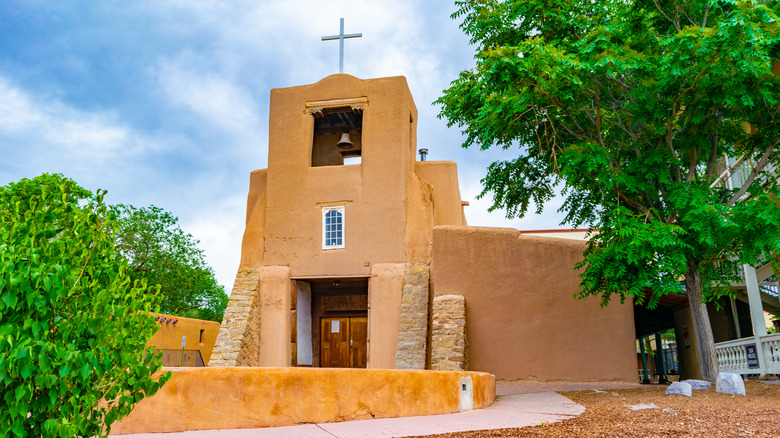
120;392;584;438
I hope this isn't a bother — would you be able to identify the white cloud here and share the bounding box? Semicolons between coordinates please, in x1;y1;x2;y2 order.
0;81;45;131
0;77;153;176
153;54;262;139
181;194;246;291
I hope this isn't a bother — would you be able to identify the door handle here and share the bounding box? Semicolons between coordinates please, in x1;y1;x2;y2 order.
350;338;353;347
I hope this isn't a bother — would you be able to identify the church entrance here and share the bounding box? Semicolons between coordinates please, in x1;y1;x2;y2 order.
294;277;368;368
320;316;367;368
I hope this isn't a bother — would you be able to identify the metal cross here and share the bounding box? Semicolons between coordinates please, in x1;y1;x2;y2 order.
321;18;362;74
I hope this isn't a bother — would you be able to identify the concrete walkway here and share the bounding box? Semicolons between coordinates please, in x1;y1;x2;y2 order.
119;392;585;438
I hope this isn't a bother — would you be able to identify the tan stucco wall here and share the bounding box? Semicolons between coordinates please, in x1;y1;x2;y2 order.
430;226;637;382
404;173;435;262
112;367;495;434
148;314;220;365
367;263;405;368
257;266;292;367
414;161;466;227
239;169;267;267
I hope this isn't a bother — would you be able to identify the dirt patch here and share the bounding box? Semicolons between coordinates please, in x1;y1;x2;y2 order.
413;381;780;437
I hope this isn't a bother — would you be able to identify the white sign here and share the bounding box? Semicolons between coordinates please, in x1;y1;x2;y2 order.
181;336;186;348
331;320;340;333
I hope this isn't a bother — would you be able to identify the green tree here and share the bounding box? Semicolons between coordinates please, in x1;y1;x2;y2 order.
0;174;170;437
115;206;228;322
438;0;780;382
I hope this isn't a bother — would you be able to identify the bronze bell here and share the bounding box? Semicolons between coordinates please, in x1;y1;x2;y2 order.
337;132;354;149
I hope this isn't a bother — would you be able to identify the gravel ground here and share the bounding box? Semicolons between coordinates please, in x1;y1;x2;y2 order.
415;380;780;437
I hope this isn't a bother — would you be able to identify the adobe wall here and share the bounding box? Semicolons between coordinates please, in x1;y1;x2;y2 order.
112;368;495;434
238;169;267;267
414;161;466;227
148;314;220;365
257;266;292;367
431;226;637;381
367;263;405;368
404;173;435;262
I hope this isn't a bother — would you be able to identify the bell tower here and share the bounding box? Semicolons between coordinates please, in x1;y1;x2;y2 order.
210;74;467;370
261;74;422;275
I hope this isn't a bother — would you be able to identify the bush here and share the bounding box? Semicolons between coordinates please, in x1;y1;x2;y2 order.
0;174;170;437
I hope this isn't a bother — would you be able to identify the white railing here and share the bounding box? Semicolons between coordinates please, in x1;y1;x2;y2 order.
760;281;780;297
711;155;777;193
715;333;780;376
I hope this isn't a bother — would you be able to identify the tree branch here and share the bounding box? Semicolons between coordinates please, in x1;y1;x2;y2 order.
704;133;719;181
666;124;682;182
615;187;650;214
727;142;778;205
605;74;632;90
686;147;697;183
653;0;681;31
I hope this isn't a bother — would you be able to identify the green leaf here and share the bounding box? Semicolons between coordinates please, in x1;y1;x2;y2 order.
1;292;17;309
58;364;71;378
20;362;32;380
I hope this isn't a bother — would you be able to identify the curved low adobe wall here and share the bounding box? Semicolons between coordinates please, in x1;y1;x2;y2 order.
112;367;495;434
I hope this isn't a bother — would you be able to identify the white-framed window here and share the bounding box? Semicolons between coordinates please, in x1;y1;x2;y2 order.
322;206;345;249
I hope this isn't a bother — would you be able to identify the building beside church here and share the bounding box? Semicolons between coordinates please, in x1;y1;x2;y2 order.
209;74;637;381
148;313;220;367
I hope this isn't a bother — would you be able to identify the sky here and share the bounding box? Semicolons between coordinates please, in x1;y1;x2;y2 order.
0;1;567;294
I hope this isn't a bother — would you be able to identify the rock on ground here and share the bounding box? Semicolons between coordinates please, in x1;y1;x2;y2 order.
626;403;658;411
716;373;746;396
666;382;692;397
682;379;711;390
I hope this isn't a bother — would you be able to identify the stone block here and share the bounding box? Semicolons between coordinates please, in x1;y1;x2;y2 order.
430;294;467;372
681;379;711;390
394;263;430;370
716;373;745;396
665;382;692;397
210;267;262;367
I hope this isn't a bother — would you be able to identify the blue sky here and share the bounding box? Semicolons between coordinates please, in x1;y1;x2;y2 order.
0;1;566;293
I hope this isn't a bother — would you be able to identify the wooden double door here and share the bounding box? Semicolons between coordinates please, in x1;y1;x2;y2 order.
320;316;367;368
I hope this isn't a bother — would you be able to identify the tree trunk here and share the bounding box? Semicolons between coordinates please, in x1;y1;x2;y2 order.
684;259;719;383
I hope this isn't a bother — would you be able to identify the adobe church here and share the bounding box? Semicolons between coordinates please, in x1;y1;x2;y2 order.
209;74;637;382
